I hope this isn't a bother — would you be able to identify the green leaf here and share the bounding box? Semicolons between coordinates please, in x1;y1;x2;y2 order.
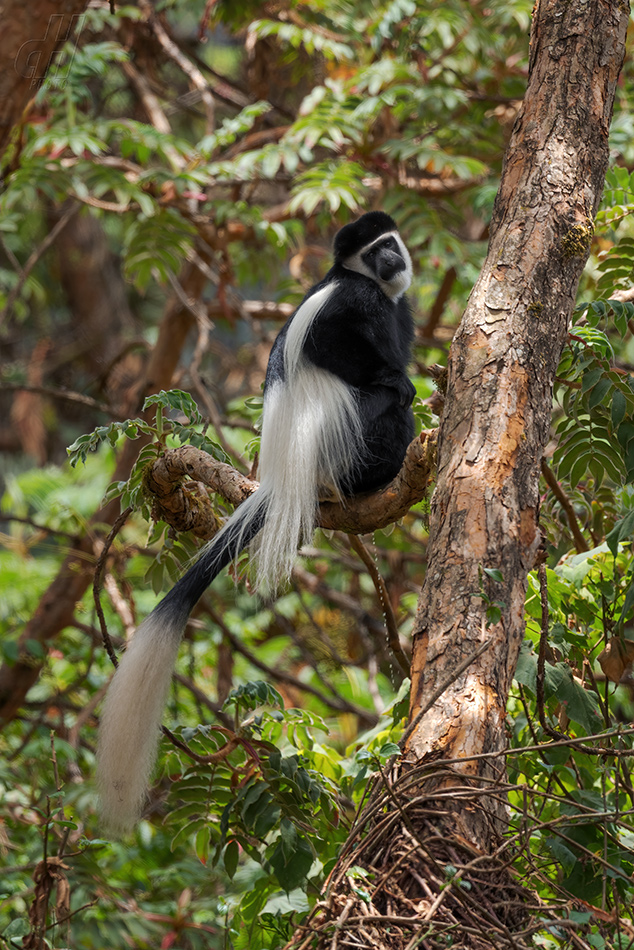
3;918;30;938
289;161;368;215
279;817;298;861
143;389;203;424
226;680;284;712
66;419;144;466
581;367;605;392
378;742;401;758
618;426;634;461
224;839;239;879
238;882;268;924
616;574;634;628
587;376;612;410
568;450;593;489
544;663;603;734
514;641;537;692
195;824;211;865
612;388;627;428
24;638;46;659
483;567;504;583
606;510;634;556
269;831;313;891
544;836;578;873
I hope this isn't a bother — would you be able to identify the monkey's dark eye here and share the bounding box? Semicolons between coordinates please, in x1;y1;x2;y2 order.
363;238;397;265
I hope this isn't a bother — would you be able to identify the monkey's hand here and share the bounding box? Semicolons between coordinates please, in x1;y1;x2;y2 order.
387;374;416;408
399;376;417;408
375;371;416;408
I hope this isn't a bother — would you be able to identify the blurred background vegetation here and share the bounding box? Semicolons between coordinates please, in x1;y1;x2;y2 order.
2;1;634;947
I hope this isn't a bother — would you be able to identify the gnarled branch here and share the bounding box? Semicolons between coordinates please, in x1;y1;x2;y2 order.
145;429;438;542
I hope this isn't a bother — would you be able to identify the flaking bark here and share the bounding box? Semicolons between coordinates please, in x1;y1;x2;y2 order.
407;0;629;840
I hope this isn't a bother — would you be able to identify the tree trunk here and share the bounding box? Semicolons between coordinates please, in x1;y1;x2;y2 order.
51;206;141;412
288;1;629;946
0;0;90;160
407;0;628;838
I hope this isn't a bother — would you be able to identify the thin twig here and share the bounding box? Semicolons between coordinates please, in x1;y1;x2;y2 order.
93;507;134;669
0;205;78;326
160;724;239;764
541;459;589;553
203;603;379;726
140;0;215;133
0;232;22;271
2;513;78;542
121;59;184;171
329;898;355;950
166;269;209;323
0;381;124;418
180;267;251;471
348;534;410;676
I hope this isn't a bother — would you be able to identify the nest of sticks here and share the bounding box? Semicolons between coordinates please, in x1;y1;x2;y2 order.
285;765;538;950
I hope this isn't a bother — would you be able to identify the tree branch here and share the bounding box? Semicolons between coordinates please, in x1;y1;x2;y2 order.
0;205;78;326
138;0;215;134
144;430;437;542
540;458;589;553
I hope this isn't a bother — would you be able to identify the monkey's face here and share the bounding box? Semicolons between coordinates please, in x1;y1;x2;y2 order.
343;231;412;299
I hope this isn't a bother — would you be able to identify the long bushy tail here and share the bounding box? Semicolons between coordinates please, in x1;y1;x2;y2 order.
96;490;267;835
98;333;364;833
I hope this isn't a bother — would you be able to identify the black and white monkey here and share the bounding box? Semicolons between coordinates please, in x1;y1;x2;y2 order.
97;211;416;833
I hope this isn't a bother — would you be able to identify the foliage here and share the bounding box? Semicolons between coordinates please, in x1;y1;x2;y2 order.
508;541;634;934
1;0;634;947
67;389;226;513
553;307;634;489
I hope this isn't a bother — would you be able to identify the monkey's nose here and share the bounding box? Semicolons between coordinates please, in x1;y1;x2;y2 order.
377;252;404;281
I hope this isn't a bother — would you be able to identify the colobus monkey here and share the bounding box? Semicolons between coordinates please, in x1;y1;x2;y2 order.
97;211;416;833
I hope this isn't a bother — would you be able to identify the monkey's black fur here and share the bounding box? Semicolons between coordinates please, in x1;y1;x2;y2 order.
97;211;416;833
158;221;415;615
267;211;415;493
